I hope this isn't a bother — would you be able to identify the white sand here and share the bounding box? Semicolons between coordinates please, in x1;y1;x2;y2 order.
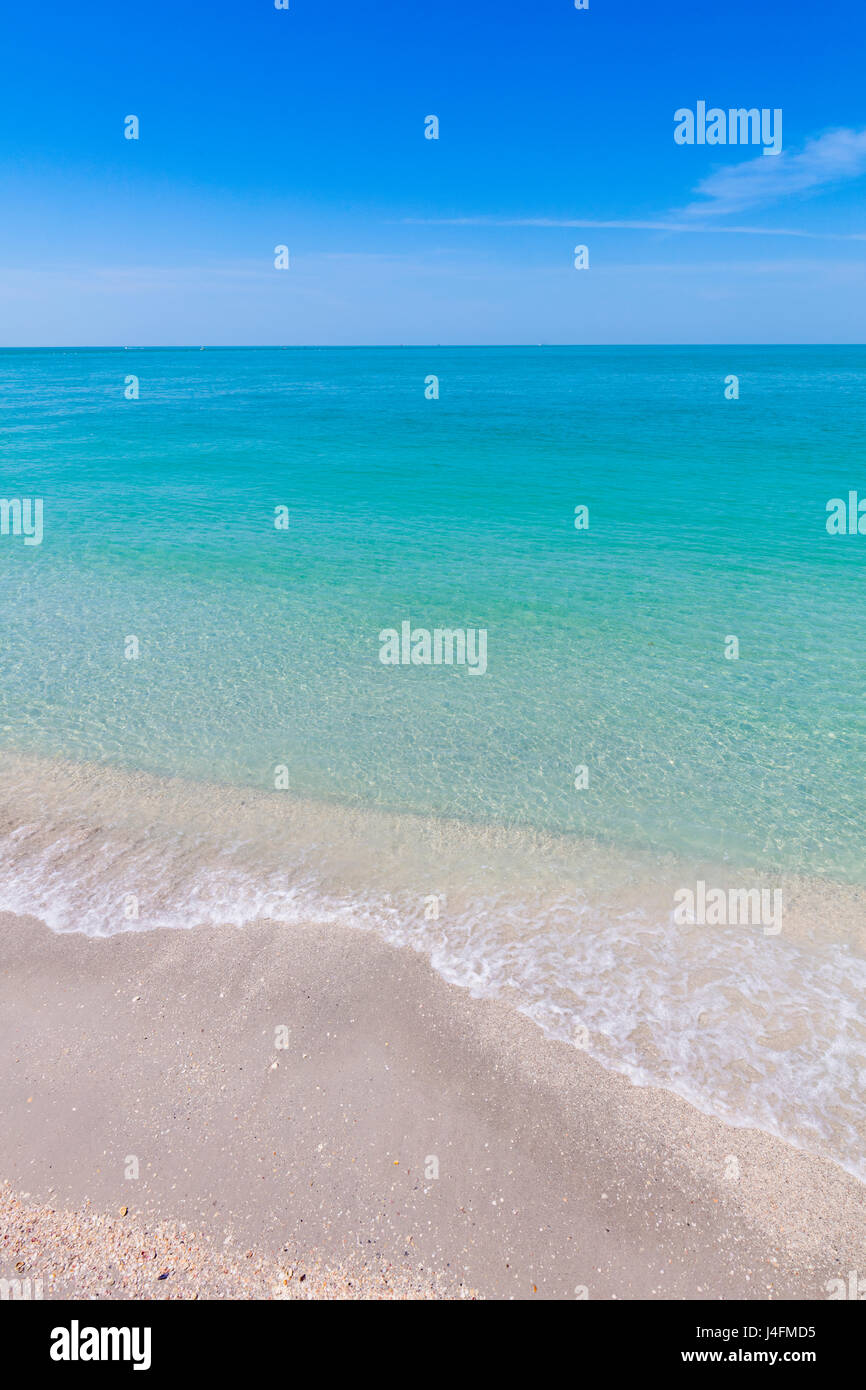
0;912;863;1299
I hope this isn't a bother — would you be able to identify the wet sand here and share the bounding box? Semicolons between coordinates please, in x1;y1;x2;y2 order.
0;911;863;1300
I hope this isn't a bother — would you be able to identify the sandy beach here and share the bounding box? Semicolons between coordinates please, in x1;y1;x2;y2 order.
1;910;863;1300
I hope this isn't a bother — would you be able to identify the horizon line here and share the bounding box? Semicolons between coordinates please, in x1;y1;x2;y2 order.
1;342;863;351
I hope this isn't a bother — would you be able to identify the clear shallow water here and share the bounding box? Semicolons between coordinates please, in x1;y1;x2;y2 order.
1;347;864;1177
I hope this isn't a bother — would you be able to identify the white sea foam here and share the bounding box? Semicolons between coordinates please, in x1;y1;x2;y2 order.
0;752;864;1183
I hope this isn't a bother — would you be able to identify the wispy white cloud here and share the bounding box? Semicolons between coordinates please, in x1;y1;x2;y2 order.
402;127;866;239
682;127;866;216
401;215;866;241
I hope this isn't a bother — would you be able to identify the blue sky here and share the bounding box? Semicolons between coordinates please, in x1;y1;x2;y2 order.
2;0;865;344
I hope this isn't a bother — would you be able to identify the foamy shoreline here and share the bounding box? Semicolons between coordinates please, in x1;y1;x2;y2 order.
2;750;865;1181
1;911;863;1300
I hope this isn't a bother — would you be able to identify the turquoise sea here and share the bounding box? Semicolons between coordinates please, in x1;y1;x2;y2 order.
1;346;865;1177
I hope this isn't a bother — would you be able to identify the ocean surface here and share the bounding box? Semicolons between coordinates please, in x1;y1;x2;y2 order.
1;346;864;1178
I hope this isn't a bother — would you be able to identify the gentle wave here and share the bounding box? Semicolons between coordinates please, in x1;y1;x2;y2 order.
0;751;864;1183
